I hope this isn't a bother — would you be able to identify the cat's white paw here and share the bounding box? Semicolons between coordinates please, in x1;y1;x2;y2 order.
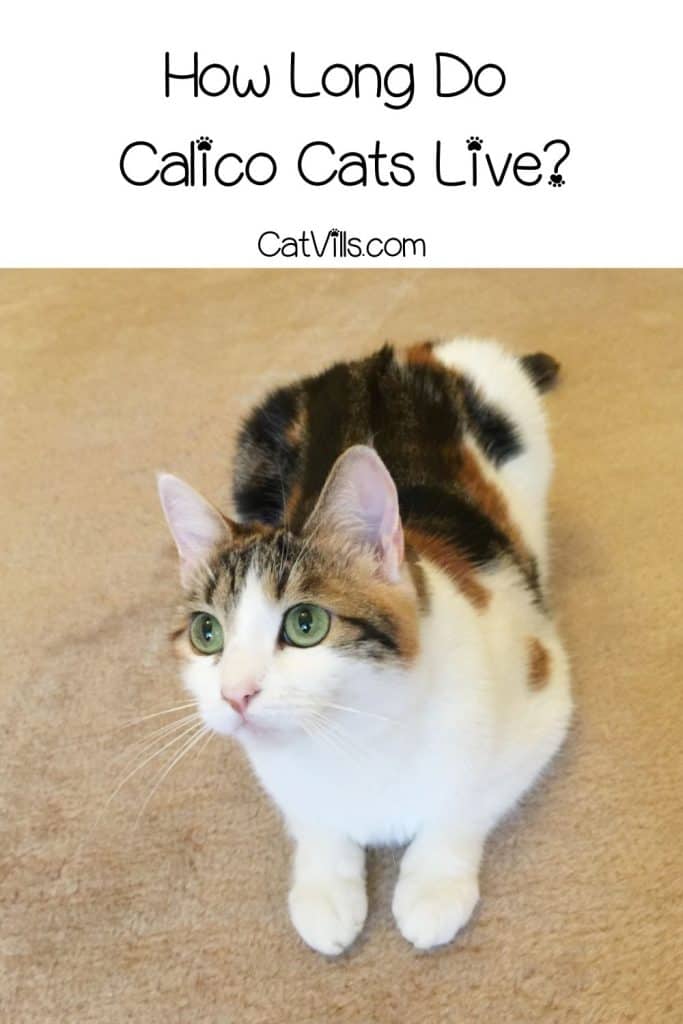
288;876;367;955
392;873;479;949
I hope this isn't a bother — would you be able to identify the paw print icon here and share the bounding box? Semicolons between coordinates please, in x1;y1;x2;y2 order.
466;136;483;151
196;136;213;152
548;173;565;188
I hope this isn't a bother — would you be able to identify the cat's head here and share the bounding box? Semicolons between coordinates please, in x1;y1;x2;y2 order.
158;446;421;744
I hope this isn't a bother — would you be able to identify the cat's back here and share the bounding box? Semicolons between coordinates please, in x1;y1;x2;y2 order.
232;340;559;598
232;343;460;526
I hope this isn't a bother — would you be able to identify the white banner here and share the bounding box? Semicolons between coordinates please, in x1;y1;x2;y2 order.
1;0;681;266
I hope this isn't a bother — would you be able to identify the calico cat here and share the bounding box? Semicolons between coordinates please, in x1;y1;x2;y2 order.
158;339;572;954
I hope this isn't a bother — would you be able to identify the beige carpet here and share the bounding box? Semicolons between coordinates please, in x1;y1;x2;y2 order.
1;270;681;1023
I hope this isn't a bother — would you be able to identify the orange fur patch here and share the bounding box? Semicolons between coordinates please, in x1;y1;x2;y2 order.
284;480;303;524
458;446;511;533
404;527;491;611
458;442;535;577
405;543;430;613
229;518;273;545
285;404;307;448
289;546;420;663
403;340;438;366
528;637;551;690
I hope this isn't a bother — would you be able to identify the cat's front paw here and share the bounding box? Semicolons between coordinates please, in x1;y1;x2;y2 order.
392;873;479;950
289;876;367;955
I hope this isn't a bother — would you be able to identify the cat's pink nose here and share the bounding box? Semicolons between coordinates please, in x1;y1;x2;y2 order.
222;682;261;716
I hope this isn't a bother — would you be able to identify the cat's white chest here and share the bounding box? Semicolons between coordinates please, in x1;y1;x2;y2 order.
245;728;435;846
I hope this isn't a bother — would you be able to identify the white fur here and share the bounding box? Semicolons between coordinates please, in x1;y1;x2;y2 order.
176;340;572;954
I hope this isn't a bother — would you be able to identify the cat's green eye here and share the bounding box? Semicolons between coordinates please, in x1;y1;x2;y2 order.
282;604;331;648
190;613;224;655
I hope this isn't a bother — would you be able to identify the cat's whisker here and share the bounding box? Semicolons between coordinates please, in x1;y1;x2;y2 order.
318;702;402;726
133;724;209;830
276;692;399;730
323;720;379;766
301;714;355;765
298;717;322;750
114;719;206;788
77;720;205;857
107;722;204;805
316;710;392;770
195;728;215;761
111;712;203;764
303;710;377;769
118;700;199;728
256;696;397;770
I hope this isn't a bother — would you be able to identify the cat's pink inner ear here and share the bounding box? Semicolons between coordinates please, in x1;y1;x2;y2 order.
157;473;230;585
312;445;404;583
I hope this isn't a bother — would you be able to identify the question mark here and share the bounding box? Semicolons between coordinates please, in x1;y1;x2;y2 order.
543;139;571;187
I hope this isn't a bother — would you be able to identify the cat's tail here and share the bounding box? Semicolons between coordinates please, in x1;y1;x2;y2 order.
520;352;561;393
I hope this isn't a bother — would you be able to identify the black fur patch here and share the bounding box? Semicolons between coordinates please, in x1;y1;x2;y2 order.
520;352;560;393
297;360;354;508
337;613;400;657
401;483;542;604
399;485;511;567
460;377;522;466
217;543;258;598
233;384;303;525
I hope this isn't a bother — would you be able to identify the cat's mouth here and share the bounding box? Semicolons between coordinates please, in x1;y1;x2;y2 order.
232;715;264;735
203;704;293;740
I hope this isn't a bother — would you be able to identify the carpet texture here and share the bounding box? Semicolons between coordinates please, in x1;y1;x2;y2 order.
1;270;681;1023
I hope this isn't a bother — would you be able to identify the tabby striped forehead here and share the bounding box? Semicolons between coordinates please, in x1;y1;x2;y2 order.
184;529;419;664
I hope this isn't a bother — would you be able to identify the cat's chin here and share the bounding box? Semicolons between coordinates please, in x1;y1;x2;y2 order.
202;707;297;742
200;706;242;737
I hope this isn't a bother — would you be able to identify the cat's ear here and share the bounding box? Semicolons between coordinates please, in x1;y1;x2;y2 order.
157;473;231;586
305;445;404;583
